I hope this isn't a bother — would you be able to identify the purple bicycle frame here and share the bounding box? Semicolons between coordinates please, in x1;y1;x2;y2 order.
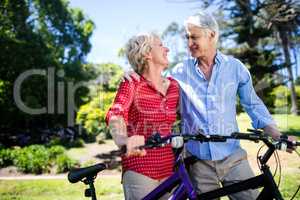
142;154;197;200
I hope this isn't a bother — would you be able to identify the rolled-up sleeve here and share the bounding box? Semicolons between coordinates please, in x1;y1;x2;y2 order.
237;63;275;129
105;79;135;125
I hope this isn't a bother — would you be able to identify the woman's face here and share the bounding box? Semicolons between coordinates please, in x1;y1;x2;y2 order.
148;37;169;69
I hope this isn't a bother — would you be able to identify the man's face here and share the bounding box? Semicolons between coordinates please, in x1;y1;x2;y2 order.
185;24;215;58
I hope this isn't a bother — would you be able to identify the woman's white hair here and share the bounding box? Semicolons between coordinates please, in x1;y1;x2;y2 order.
184;11;219;44
125;32;159;74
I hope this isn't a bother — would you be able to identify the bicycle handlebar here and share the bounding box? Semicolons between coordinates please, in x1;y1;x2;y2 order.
137;130;300;151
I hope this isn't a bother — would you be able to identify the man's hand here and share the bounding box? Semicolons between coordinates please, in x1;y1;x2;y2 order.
126;135;146;157
264;124;296;153
285;135;297;153
122;69;140;82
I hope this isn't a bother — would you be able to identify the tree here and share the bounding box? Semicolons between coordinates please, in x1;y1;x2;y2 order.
0;0;95;143
76;63;124;140
177;0;300;114
264;1;300;114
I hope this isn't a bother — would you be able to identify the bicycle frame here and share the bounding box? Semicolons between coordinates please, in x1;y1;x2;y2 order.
142;153;197;200
197;144;283;200
143;134;285;200
68;131;299;200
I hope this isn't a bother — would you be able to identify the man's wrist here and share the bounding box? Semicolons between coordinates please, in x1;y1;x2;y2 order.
263;124;281;140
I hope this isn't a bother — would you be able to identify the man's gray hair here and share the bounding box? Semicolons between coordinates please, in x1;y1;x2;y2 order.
125;32;159;74
184;11;219;44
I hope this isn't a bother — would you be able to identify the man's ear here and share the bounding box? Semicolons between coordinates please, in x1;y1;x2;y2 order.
210;31;216;39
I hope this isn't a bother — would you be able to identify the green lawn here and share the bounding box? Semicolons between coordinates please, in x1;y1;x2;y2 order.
0;174;299;200
0;176;123;200
237;113;300;137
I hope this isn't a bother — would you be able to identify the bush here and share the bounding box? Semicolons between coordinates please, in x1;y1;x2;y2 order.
76;91;116;140
13;145;50;174
0;148;15;167
55;154;78;173
0;144;78;174
48;145;65;160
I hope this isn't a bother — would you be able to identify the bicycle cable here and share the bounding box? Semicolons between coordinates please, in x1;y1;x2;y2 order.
274;150;281;188
255;143;300;200
290;148;300;200
256;144;264;170
272;148;279;178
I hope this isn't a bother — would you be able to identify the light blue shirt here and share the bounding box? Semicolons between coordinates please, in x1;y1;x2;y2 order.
170;51;275;160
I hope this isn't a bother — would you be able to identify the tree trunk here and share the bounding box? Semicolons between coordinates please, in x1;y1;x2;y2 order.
279;30;299;115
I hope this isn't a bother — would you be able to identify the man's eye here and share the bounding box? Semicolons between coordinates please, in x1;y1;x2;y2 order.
185;35;198;40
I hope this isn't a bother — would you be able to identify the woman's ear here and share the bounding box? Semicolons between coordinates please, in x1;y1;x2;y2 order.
144;52;152;60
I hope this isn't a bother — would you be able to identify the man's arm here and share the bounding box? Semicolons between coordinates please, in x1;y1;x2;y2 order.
236;62;296;152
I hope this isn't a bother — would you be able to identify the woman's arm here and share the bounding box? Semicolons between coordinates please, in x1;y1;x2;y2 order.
108;116;128;147
109;115;146;156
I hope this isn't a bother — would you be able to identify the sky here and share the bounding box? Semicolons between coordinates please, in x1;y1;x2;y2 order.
68;0;203;66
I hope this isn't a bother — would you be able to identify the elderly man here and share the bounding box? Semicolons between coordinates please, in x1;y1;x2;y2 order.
169;11;296;199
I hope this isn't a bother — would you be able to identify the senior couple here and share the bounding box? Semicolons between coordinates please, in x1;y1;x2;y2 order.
105;11;296;200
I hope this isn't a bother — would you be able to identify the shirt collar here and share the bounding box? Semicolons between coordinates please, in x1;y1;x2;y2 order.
193;50;223;68
214;50;223;66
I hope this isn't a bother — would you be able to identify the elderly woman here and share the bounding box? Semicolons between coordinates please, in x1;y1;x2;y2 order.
105;33;179;200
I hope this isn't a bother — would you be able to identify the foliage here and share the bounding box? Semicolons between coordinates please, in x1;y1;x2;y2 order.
55;153;77;173
296;76;300;85
76;62;123;140
94;63;124;91
0;148;15;167
162;22;187;68
271;85;300;114
0;0;96;140
48;145;66;159
0;144;78;174
173;0;300;113
13;145;51;174
76;91;116;139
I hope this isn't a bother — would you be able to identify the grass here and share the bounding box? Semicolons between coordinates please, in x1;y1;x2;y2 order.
0;176;123;200
237;113;300;137
0;174;299;200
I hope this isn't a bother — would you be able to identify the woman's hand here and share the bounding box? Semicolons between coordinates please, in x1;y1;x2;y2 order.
126;135;146;157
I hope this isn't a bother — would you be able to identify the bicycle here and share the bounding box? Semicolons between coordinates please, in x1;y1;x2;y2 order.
68;129;300;200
